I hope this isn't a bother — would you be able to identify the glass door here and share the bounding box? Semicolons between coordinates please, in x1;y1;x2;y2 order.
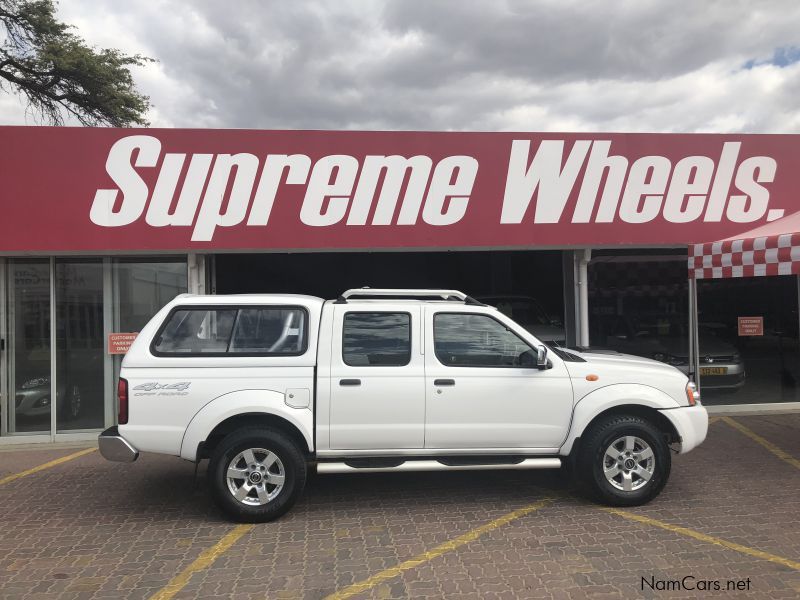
55;260;105;432
7;260;51;435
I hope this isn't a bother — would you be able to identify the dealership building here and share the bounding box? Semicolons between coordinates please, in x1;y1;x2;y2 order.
0;126;798;443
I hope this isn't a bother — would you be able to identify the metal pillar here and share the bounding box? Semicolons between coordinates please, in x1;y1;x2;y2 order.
688;276;700;388
188;254;207;295
573;249;592;348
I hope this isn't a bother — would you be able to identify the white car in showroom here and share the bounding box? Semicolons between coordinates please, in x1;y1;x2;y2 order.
99;289;708;522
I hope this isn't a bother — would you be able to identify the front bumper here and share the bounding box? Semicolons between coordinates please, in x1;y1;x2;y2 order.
658;404;709;454
98;426;139;462
677;364;745;390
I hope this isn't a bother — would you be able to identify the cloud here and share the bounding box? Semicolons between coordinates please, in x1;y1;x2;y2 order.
4;0;800;133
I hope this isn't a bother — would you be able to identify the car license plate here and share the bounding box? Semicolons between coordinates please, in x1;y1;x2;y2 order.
700;367;727;376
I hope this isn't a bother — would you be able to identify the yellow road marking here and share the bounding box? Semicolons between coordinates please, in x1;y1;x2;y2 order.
708;416;720;424
325;498;553;600
149;524;254;600
0;447;96;486
721;416;800;470
602;507;800;571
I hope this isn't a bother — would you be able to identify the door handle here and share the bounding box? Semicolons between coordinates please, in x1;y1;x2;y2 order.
434;379;455;386
339;379;361;386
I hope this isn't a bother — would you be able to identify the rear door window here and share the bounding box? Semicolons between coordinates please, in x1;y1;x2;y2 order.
342;312;411;366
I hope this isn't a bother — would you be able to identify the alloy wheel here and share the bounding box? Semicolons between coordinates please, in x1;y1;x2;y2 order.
602;436;655;492
226;448;285;506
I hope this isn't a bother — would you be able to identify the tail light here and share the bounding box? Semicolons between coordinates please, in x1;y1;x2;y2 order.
118;378;129;424
685;381;700;406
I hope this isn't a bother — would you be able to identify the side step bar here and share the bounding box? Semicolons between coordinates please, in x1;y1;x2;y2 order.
317;457;561;474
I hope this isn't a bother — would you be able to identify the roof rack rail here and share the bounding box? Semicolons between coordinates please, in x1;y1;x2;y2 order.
335;288;485;306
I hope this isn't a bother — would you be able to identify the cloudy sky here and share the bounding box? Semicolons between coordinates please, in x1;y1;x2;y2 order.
3;0;800;132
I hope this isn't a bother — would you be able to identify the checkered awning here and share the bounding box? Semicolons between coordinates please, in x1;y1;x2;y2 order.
689;212;800;279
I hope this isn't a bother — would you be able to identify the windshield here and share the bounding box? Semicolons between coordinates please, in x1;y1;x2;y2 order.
630;315;687;338
491;299;553;326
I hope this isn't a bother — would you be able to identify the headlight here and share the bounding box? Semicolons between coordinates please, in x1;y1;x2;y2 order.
666;355;688;366
685;381;700;406
21;377;49;389
33;396;51;408
732;353;741;363
653;353;687;366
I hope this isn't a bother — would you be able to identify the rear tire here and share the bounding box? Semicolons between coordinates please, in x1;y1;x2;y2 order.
209;427;307;522
578;415;670;506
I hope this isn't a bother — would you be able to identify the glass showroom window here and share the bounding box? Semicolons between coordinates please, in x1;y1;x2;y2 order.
55;260;104;432
111;258;188;406
588;253;691;379
3;257;188;438
6;260;51;435
696;275;799;405
113;259;188;332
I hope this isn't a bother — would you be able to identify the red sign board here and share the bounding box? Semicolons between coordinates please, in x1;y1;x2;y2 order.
1;127;799;253
738;317;764;336
108;333;138;355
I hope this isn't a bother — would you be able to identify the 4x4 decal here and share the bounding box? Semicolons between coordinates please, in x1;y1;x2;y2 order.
132;382;191;395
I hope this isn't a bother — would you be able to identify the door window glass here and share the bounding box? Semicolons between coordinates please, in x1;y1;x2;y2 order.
434;313;533;367
342;312;411;366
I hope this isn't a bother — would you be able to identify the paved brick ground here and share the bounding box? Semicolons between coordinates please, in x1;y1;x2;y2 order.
0;415;797;599
0;444;92;479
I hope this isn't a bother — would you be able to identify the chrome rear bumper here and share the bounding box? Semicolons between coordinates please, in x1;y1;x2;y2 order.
98;426;139;462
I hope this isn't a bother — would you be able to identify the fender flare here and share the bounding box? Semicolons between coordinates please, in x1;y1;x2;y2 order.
179;389;314;461
559;383;681;455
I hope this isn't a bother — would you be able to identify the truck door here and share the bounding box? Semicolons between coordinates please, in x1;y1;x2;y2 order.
329;304;425;449
424;307;573;449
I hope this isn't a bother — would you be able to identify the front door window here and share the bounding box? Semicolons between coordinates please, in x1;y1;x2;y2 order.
433;313;534;367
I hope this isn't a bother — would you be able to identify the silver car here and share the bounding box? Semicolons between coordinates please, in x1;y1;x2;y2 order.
593;314;745;390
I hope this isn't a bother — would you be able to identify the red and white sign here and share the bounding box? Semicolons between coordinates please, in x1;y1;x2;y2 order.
1;127;799;253
737;317;764;336
108;332;138;354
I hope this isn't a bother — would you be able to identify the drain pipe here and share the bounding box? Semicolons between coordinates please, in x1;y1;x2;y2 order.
577;249;592;348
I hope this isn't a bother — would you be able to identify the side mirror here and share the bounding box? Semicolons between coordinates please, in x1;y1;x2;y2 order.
536;344;549;369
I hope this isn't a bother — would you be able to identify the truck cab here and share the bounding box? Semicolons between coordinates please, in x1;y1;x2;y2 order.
99;289;708;522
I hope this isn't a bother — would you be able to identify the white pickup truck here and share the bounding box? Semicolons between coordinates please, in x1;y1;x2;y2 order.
99;289;707;522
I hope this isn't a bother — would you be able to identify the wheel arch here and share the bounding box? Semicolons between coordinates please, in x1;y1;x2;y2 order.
561;384;681;459
180;389;314;461
197;412;312;461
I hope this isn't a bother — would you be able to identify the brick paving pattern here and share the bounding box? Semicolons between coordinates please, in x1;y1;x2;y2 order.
0;414;797;599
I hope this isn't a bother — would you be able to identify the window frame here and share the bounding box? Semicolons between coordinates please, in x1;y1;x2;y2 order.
341;310;413;368
432;311;536;369
150;304;309;358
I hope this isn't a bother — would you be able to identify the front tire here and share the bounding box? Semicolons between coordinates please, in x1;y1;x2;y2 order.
578;415;671;506
209;427;307;522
